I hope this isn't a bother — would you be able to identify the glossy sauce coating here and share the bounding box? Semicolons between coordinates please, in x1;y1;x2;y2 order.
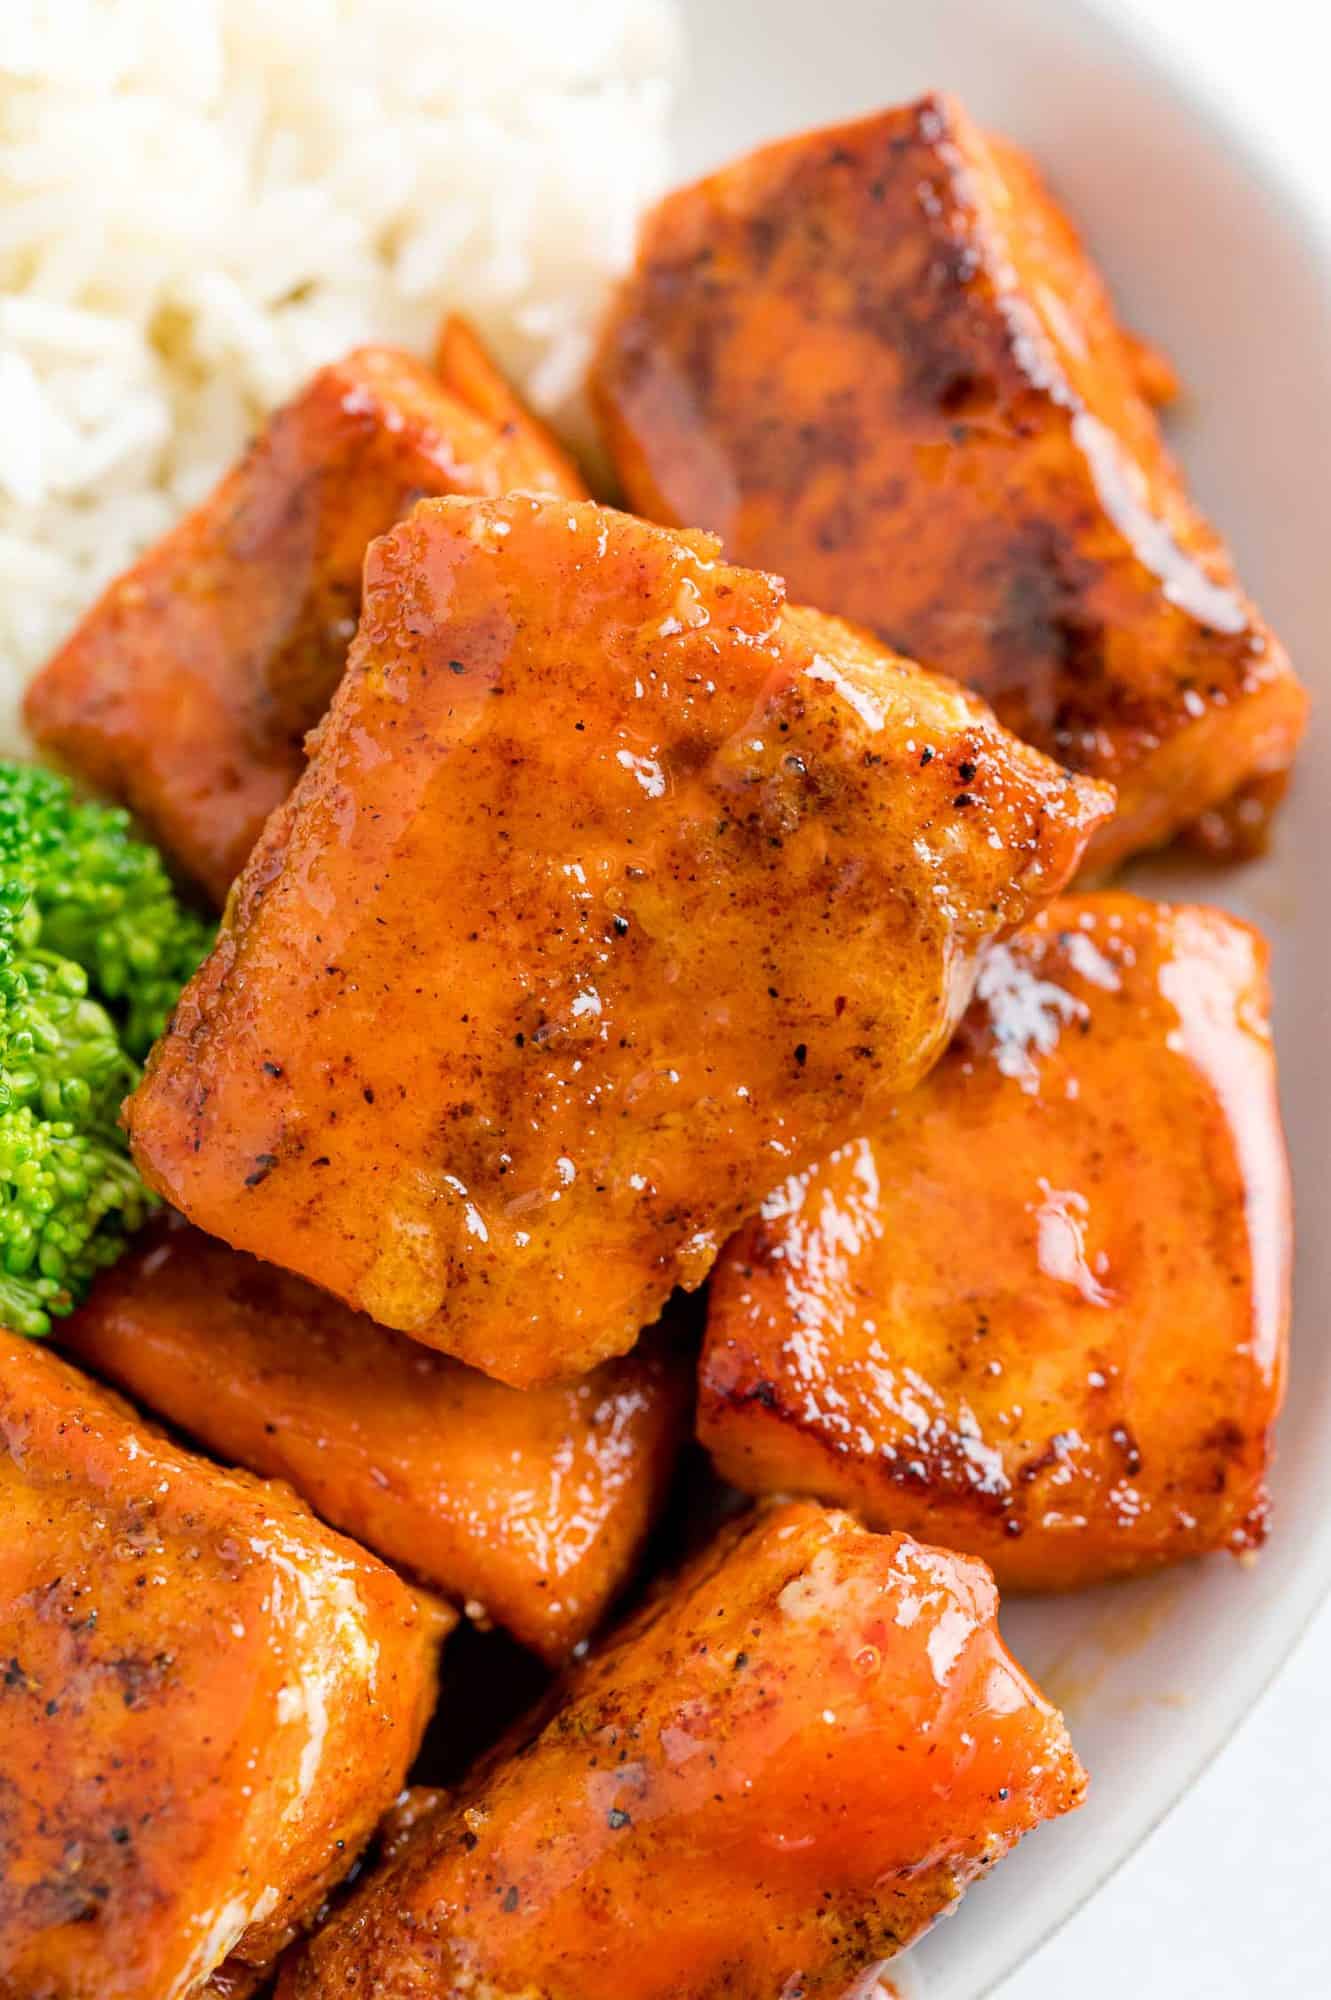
277;1500;1085;1999
24;325;586;903
592;95;1307;872
0;1332;451;2000
701;895;1291;1587
127;494;1111;1387
201;1965;267;2000
61;1215;691;1663
202;1970;265;1999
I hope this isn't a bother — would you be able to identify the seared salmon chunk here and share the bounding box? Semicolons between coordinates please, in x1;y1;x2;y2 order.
61;1215;691;1663
592;96;1307;871
276;1500;1085;2000
127;494;1111;1387
25;327;586;903
701;894;1291;1587
0;1332;451;2000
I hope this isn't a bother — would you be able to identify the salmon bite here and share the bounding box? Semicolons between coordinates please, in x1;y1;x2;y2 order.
126;494;1110;1387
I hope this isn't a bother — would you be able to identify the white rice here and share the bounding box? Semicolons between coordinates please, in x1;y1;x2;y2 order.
0;0;681;750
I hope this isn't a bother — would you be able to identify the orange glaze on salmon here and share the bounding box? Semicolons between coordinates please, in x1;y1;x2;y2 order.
62;1215;691;1663
277;1501;1085;1999
127;494;1112;1387
0;1332;450;2000
701;894;1291;1588
592;96;1307;872
25;324;586;903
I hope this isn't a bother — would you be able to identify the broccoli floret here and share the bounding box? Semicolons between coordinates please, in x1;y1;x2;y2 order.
0;1106;157;1337
0;760;214;1335
0;761;214;1056
0;952;138;1126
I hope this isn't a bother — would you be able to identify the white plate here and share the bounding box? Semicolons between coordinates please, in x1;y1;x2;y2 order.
674;2;1331;1993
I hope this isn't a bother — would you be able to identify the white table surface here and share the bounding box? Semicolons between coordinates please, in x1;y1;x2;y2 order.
997;4;1330;1994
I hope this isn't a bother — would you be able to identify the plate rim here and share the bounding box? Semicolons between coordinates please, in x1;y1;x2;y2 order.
966;0;1331;1988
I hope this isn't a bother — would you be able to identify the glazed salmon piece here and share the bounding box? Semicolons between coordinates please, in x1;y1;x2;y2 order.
24;326;586;904
432;314;576;468
592;95;1308;872
61;1215;691;1663
701;895;1291;1589
276;1500;1085;2000
127;494;1112;1388
0;1332;451;2000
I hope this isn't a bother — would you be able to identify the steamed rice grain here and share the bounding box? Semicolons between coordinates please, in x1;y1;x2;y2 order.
0;0;681;748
